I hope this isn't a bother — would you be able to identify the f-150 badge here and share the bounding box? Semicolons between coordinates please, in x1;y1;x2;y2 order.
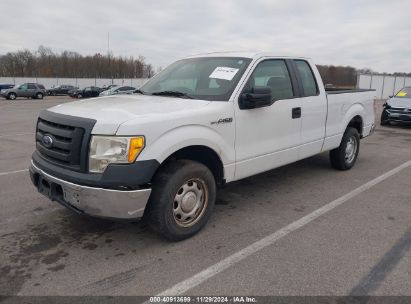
211;117;233;125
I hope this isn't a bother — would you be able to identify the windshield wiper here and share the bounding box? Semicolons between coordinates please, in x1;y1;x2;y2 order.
151;90;193;99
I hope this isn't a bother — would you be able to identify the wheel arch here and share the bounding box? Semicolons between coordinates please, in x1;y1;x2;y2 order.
154;145;225;186
347;115;363;137
343;103;366;138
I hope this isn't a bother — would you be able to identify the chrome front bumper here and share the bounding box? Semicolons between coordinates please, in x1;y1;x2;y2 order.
30;161;151;219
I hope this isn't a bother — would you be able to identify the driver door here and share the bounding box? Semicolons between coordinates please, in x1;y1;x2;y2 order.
18;84;29;97
234;58;302;180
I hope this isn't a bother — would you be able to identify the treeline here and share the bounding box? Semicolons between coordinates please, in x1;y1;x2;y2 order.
0;46;154;78
317;65;357;88
317;65;411;88
1;47;408;86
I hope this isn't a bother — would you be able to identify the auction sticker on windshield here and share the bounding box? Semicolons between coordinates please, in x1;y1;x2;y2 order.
209;67;239;81
397;91;407;97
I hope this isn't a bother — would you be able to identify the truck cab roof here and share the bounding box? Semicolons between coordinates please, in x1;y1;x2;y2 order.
186;51;310;61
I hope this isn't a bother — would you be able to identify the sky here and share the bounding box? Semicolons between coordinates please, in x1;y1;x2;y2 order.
1;0;410;73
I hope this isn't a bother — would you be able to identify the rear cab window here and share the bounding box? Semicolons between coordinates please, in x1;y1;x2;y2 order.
294;60;319;97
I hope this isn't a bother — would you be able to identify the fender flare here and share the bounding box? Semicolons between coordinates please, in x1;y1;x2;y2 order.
138;124;233;166
342;103;365;135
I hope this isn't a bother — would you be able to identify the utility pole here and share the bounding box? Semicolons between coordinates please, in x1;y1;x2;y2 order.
107;32;111;83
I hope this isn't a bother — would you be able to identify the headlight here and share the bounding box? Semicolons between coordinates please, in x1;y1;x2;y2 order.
89;136;145;173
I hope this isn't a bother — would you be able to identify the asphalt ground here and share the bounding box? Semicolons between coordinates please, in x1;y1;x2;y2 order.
0;95;410;300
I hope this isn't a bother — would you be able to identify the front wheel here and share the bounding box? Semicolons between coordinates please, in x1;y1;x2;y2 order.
145;160;216;241
330;127;360;170
8;93;16;100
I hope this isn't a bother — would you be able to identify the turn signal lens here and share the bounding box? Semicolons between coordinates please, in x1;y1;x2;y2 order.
128;137;145;163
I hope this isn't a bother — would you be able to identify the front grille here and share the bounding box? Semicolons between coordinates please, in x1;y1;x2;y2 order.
35;111;96;172
388;107;411;114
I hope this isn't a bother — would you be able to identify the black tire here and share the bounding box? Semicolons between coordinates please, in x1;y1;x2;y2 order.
77;94;82;98
8;93;16;100
145;160;216;241
380;109;389;126
330;127;360;171
36;93;44;99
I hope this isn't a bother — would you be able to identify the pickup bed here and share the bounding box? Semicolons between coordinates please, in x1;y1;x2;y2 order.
30;52;376;240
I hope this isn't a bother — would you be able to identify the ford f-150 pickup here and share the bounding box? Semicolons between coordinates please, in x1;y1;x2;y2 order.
30;52;376;240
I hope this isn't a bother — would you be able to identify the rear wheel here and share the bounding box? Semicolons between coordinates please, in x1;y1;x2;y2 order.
77;94;82;98
8;93;17;100
330;127;360;170
145;160;216;241
36;92;44;99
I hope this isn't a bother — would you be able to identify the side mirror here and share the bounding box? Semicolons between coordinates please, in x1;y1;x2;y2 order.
239;86;273;109
388;95;393;99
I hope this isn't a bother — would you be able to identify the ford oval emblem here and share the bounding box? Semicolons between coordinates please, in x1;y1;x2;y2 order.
42;134;54;148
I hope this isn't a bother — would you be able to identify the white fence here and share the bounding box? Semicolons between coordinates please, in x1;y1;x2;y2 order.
358;74;411;99
0;77;148;89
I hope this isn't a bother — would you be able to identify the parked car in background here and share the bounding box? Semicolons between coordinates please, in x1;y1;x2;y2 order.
48;85;78;96
0;83;46;100
68;88;78;97
381;87;411;125
70;86;102;99
101;84;118;90
0;84;14;91
99;85;136;96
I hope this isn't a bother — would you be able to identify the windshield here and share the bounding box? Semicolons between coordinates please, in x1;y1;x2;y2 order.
140;57;252;101
395;87;411;98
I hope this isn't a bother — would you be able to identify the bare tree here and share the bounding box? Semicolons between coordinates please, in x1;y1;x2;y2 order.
0;46;153;78
317;65;357;88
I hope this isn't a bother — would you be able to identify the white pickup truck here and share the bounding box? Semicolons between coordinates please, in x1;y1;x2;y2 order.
30;52;376;240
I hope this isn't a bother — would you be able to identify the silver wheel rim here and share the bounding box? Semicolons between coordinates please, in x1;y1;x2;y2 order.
172;178;208;227
10;94;15;100
345;136;357;164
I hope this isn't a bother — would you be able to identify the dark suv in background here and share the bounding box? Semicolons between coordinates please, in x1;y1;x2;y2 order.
47;85;78;96
0;84;14;91
0;83;47;100
70;86;102;98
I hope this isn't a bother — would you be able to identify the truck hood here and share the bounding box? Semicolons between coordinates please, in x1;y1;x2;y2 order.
49;94;211;134
387;97;411;109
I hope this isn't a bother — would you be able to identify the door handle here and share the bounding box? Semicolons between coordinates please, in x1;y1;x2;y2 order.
292;107;301;119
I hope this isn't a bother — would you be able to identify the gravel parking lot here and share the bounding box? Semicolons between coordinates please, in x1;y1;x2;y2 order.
0;96;410;299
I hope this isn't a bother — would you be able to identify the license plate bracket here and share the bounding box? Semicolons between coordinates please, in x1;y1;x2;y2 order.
64;187;81;208
38;175;52;199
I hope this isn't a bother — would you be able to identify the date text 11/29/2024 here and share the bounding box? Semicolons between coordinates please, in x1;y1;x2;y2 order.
149;296;257;303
